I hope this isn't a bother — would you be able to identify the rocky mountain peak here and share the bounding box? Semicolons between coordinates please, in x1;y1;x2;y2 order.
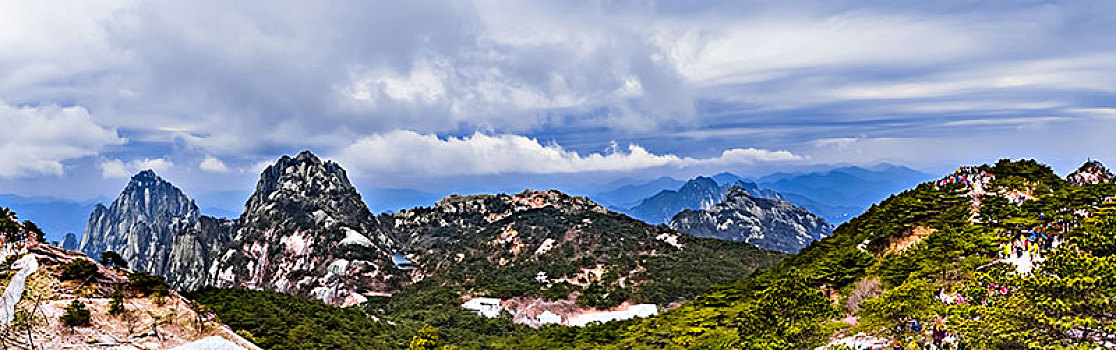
244;150;362;218
669;186;833;253
211;152;397;306
428;190;607;224
440;190;603;211
79;170;219;289
61;232;79;250
1067;160;1114;185
624;176;783;224
723;185;756;201
680;176;719;192
116;170;199;222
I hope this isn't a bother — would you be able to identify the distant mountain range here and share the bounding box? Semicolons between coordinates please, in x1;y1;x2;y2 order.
758;164;933;209
592;176;686;209
595;164;933;225
2;163;931;247
617;176;782;225
0;194;99;244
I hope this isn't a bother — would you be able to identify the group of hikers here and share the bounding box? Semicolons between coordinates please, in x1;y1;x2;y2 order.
936;167;993;192
890;317;960;350
1002;229;1060;260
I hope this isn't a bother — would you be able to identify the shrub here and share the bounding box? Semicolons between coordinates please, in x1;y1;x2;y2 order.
100;251;129;269
109;289;126;316
60;259;98;281
128;271;169;296
61;300;92;331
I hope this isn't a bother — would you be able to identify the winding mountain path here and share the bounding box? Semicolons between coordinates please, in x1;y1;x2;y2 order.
0;253;39;325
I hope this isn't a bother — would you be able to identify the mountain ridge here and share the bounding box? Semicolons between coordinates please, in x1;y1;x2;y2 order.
79;151;784;311
669;185;833;253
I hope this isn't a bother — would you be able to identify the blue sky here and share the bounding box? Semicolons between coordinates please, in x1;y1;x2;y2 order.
1;0;1114;211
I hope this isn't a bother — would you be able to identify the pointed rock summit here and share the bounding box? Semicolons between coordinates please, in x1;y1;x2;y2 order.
61;232;79;250
669;185;833;253
80;169;200;269
1067;160;1114;186
244;151;359;215
210;151;402;306
79;170;233;290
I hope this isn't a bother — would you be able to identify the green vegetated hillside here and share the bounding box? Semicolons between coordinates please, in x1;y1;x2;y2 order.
405;202;785;308
606;159;1116;349
188;191;785;349
189;159;1116;349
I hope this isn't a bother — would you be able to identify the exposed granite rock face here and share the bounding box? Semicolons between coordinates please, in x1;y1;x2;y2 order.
1067;160;1114;186
669;186;833;253
209;151;404;306
78;170;233;290
61;232;79;250
165;216;237;290
388;190;608;252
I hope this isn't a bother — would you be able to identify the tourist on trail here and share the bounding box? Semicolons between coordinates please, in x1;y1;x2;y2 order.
932;318;947;349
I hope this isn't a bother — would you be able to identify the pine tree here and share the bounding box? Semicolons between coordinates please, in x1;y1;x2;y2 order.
61;300;92;332
100;251;129;269
20;220;44;243
108;289;126;316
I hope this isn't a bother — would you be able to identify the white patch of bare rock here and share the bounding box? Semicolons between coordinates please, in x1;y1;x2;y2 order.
1067;160;1114;185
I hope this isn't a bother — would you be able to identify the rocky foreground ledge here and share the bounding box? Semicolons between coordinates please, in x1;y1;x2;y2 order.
0;243;258;349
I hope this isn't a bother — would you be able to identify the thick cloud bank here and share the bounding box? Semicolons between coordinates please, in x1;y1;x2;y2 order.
338;131;801;176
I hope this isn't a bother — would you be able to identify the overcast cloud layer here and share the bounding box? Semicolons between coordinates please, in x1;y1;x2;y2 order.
2;0;1115;206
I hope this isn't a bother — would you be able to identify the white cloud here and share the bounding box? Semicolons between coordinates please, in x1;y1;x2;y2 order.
199;155;231;173
101;158;174;179
0;0;129;93
336;130;801;176
99;159;128;179
943;116;1070;127
0;101;125;177
661;11;993;87
2;0;1116;191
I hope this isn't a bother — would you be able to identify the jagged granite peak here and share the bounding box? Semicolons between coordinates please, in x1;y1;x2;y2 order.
61;232;79;250
79;169;200;269
669;185;833;253
1067;160;1114;185
210;151;403;306
244;150;357;216
727;180;783;201
79;170;233;290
